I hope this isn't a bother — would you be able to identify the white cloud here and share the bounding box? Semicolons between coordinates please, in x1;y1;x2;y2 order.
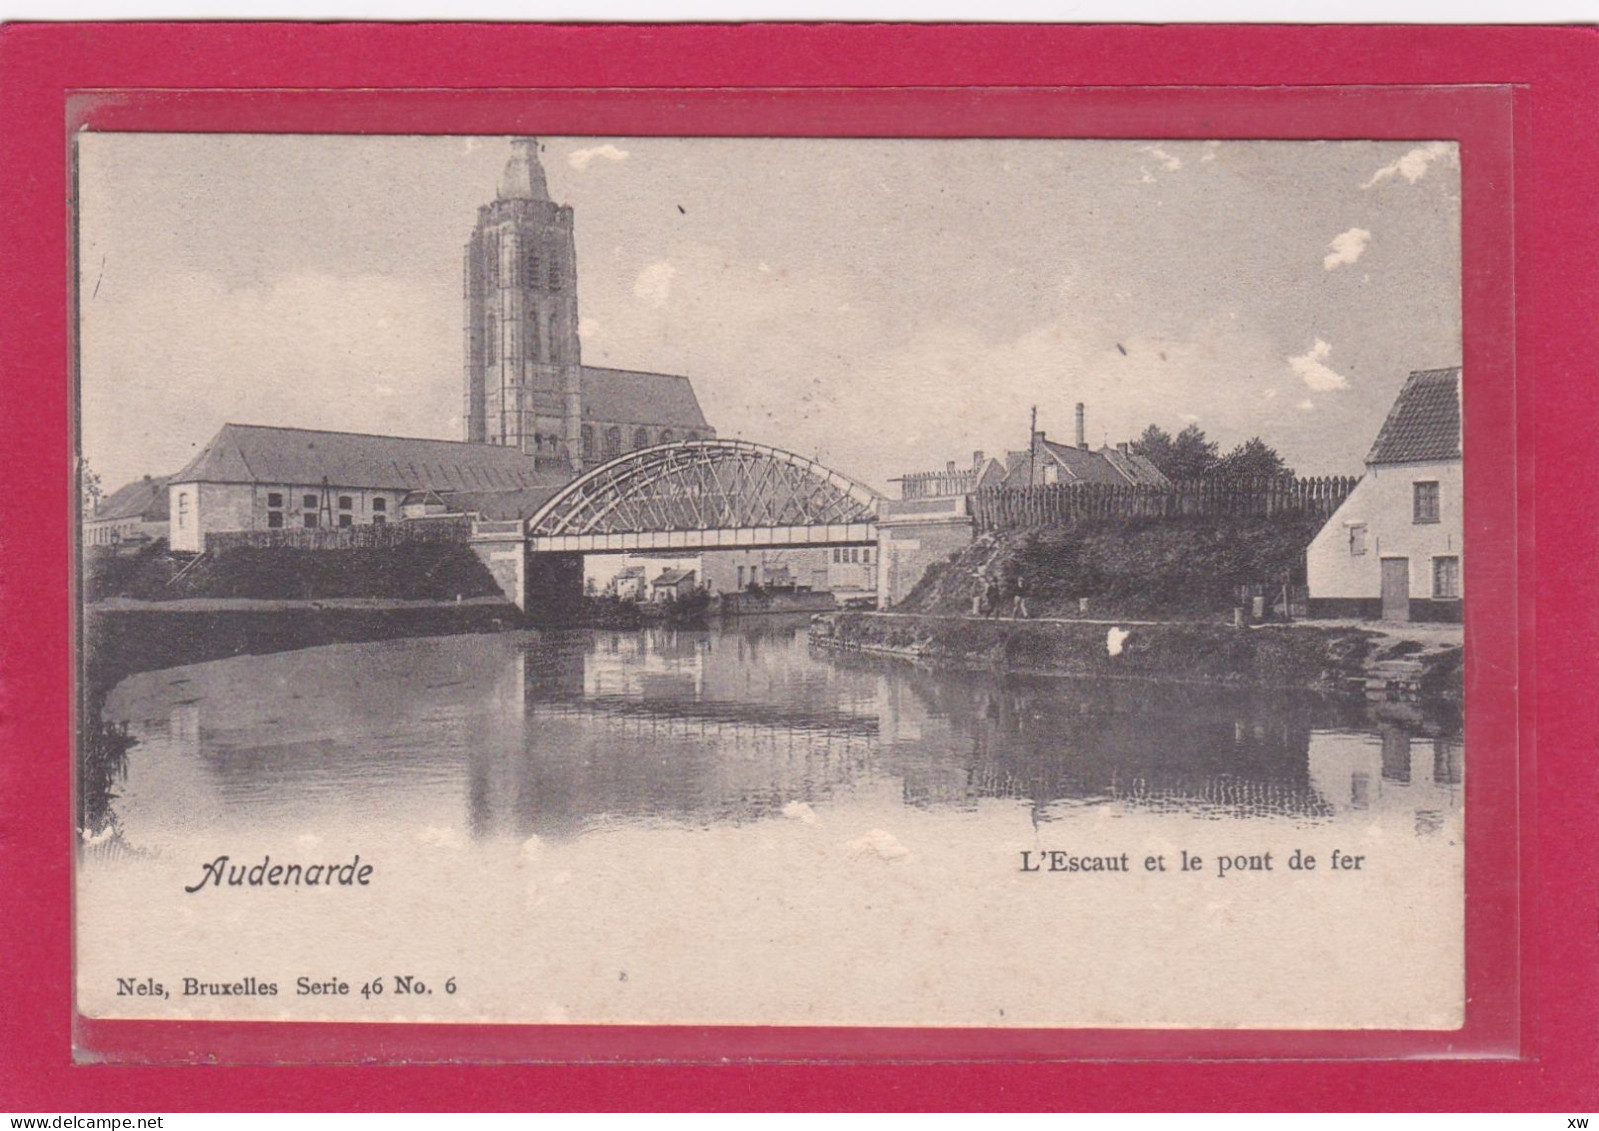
1361;142;1455;190
1288;339;1351;392
1323;227;1372;270
632;261;677;308
567;144;629;171
1139;145;1183;172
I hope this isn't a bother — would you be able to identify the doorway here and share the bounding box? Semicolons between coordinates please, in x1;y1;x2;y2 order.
1380;557;1410;621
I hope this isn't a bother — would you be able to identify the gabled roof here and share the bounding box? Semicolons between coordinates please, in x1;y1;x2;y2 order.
90;475;171;523
1037;438;1130;486
1099;446;1172;488
653;567;696;586
172;424;569;492
581;366;712;430
1366;367;1461;465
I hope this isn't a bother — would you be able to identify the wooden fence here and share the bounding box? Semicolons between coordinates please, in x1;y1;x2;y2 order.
970;476;1358;533
206;517;473;553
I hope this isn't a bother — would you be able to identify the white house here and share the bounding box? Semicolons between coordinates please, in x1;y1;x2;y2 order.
166;423;568;553
1307;367;1462;623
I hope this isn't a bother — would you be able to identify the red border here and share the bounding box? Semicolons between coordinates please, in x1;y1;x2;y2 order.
1;23;1594;1111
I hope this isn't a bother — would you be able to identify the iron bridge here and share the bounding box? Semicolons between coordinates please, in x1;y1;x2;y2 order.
524;439;881;553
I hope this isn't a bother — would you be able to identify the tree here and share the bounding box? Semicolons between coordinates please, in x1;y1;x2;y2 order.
1215;437;1294;480
1167;424;1221;481
79;457;102;516
1131;422;1220;481
1128;424;1174;472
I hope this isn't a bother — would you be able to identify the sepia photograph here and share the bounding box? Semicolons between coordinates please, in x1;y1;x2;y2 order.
74;132;1465;1033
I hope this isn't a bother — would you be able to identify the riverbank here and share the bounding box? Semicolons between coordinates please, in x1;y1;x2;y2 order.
809;611;1462;702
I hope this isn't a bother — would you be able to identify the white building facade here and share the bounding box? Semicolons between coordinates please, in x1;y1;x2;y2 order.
1307;367;1462;623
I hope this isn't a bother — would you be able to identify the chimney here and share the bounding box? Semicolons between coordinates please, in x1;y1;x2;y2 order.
1118;441;1129;457
973;450;984;467
946;460;956;474
1075;403;1087;450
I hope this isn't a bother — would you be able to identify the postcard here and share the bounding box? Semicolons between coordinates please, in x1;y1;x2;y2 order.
75;132;1464;1032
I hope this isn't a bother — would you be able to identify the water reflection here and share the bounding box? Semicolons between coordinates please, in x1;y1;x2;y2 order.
97;618;1462;849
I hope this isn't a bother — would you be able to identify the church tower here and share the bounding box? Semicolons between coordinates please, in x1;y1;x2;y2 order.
462;138;583;469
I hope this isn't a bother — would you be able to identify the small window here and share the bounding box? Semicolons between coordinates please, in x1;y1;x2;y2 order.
338;496;353;510
863;548;871;564
303;494;318;509
338;514;353;528
303;513;318;529
832;549;841;563
267;492;283;508
267;511;284;529
1433;556;1460;599
372;497;386;513
634;427;651;450
1413;481;1440;524
604;426;622;458
1347;523;1368;557
582;425;595;459
660;429;675;444
485;315;498;365
176;492;189;529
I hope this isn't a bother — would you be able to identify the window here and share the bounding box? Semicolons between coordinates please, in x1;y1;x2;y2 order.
522;248;542;289
581;425;595;460
660;429;675;444
303;513;318;529
303;494;318;509
485;316;498;365
833;549;841;563
863;548;871;564
176;492;189;529
338;514;353;528
685;431;700;442
338;496;353;510
373;514;386;527
267;511;284;529
1413;481;1440;524
1433;556;1460;599
372;497;386;512
604;426;622;458
1347;523;1368;557
547;258;561;290
634;427;651;450
267;492;283;508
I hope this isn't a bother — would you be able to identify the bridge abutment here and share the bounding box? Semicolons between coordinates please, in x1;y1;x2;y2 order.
876;496;975;609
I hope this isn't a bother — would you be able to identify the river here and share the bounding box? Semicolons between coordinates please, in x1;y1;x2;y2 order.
78;616;1464;1030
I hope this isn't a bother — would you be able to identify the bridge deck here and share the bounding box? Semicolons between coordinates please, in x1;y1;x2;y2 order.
528;522;878;554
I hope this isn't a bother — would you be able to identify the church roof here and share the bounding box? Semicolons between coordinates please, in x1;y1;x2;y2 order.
171;423;569;492
580;366;712;430
90;474;171;523
1366;367;1461;465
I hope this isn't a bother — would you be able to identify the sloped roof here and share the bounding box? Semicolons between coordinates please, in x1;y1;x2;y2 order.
653;568;696;586
581;366;711;430
1366;367;1461;465
90;474;171;523
1038;438;1130;486
171;424;569;492
1099;446;1172;488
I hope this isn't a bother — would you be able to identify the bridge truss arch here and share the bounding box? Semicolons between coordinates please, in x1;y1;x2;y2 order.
525;439;882;553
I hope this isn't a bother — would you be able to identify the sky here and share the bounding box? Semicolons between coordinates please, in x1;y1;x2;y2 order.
76;133;1460;493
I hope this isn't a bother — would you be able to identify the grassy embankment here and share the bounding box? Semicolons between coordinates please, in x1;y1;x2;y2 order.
817;515;1463;701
